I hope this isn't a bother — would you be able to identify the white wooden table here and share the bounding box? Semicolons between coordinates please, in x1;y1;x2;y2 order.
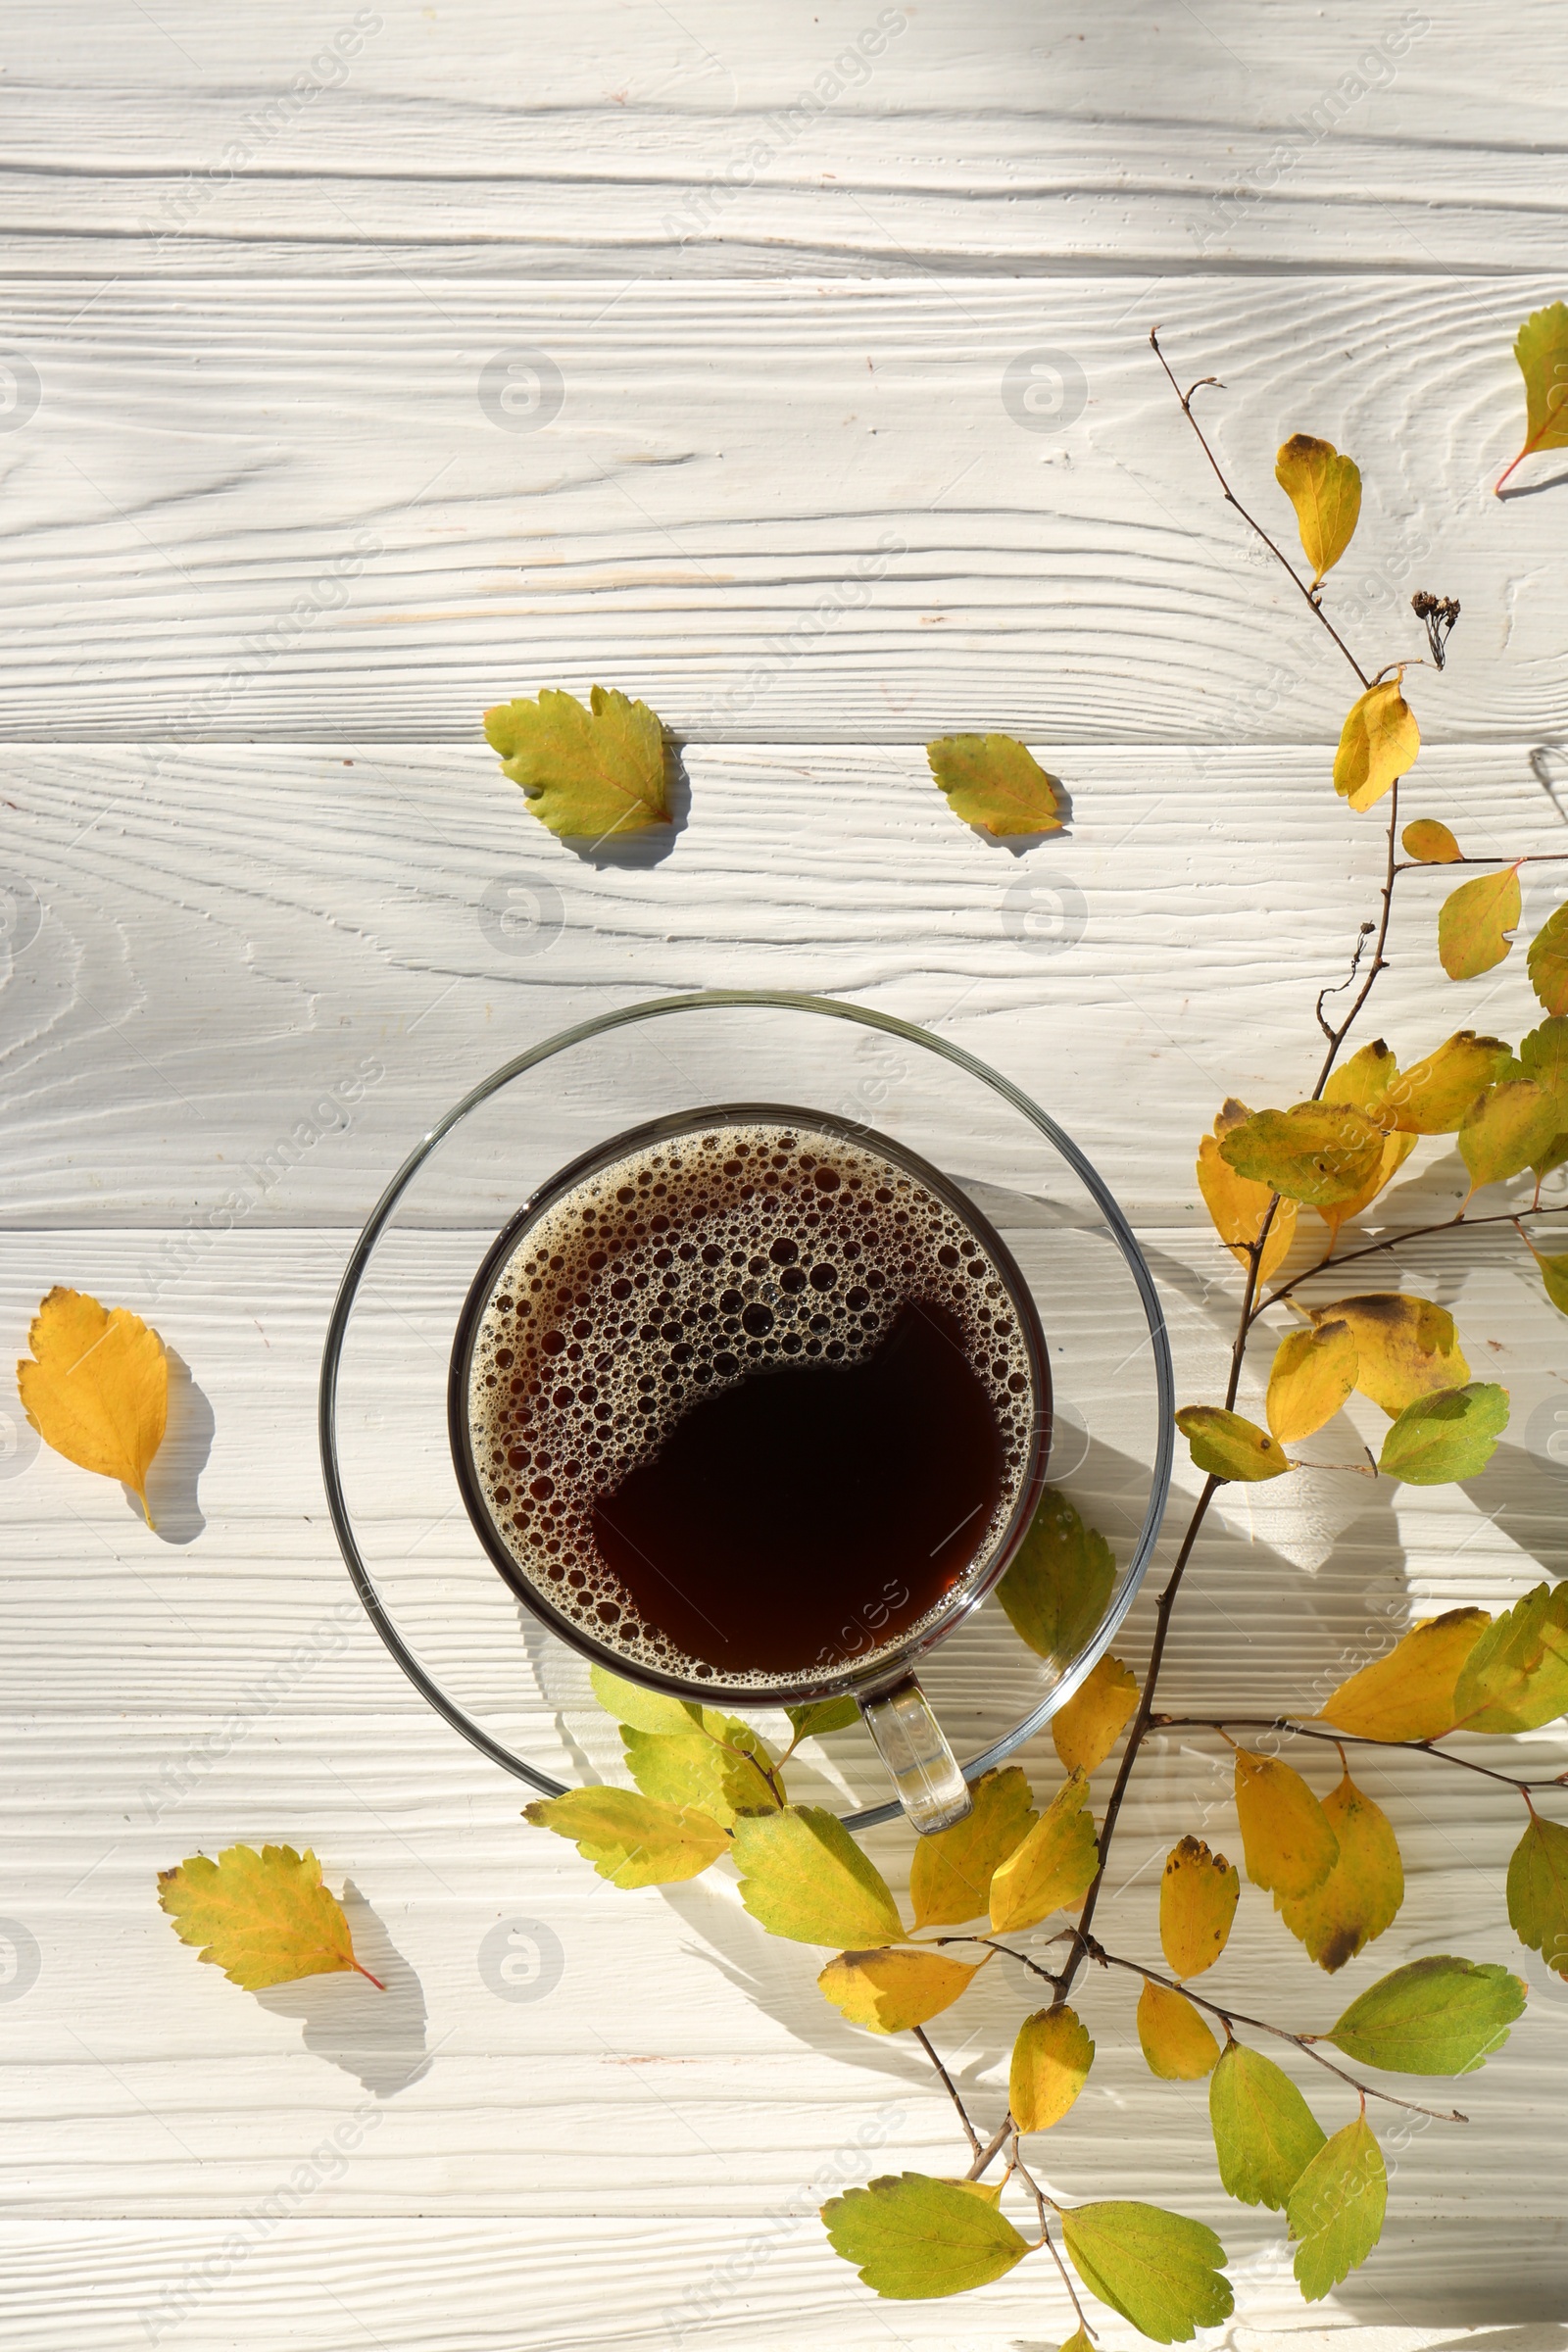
5;5;1568;2343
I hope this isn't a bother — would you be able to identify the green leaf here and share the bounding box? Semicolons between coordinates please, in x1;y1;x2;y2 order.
1528;902;1568;1016
926;733;1064;838
1520;1013;1568;1115
1507;1814;1568;1977
1275;434;1361;586
483;684;670;840
1333;679;1420;814
1287;2116;1387;2302
1439;865;1521;980
995;1488;1116;1662
1061;2202;1233;2343
817;1946;984;2034
1208;2043;1326;2210
1009;2002;1095;2132
588;1664;700;1737
1234;1751;1339;1901
1387;1030;1512;1134
785;1696;859;1742
1218;1101;1384;1206
909;1765;1038;1929
730;1806;904;1947
522;1787;728;1886
1316;1607;1491;1741
1402;818;1461;863
1175;1406;1292;1483
1452;1581;1568;1733
1378;1382;1509;1484
1326;1954;1526;2075
1459;1079;1560;1196
1278;1771;1404;1973
821;2173;1029;2299
621;1711;780;1827
988;1772;1099;1935
1496;301;1568;494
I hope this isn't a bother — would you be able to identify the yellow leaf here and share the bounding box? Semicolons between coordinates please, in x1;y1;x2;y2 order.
620;1710;780;1826
1137;1980;1220;2080
1309;1294;1468;1417
1322;1039;1400;1126
926;734;1064;837
989;1774;1099;1935
817;1946;985;2034
1278;1771;1403;1973
1459;1079;1562;1200
1316;1130;1416;1252
1332;679;1419;814
1275;434;1361;585
1175;1405;1293;1483
1218;1102;1385;1209
17;1286;168;1525
158;1843;382;1992
1529;903;1568;1016
1160;1836;1240;1979
1316;1607;1490;1742
909;1766;1038;1929
1234;1752;1339;1902
1053;1653;1140;1775
524;1787;730;1886
1385;1030;1512;1134
1197;1102;1298;1280
1266;1322;1357;1445
1402;818;1461;863
1009;2003;1095;2132
1438;866;1521;981
1495;300;1568;495
483;685;670;839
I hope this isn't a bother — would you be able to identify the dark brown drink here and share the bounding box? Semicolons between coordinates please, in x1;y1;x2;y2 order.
451;1108;1049;1696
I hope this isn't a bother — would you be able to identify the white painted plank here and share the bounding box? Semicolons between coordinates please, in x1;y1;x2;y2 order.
0;278;1563;741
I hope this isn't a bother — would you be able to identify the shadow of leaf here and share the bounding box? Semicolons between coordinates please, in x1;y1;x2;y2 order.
137;1348;214;1545
252;1880;429;2096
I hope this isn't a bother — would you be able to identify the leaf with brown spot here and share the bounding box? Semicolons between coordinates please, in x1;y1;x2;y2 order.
1308;1294;1468;1417
1160;1837;1240;1979
1176;1406;1294;1483
1278;1771;1404;1973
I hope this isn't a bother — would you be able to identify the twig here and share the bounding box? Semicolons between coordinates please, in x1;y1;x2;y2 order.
912;2025;982;2158
1310;783;1401;1098
1153;1715;1568;1791
1255;1200;1568;1321
1396;852;1568;871
932;1936;1065;1990
1012;2138;1094;2331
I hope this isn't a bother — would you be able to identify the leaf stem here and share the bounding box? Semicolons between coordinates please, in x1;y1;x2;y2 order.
1152;1715;1568;1792
912;2024;982;2158
1012;2139;1092;2329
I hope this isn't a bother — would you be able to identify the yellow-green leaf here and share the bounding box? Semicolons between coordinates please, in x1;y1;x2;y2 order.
1208;2043;1326;2210
785;1696;859;1741
995;1488;1116;1663
588;1664;701;1737
731;1806;904;1946
157;1844;381;1992
1452;1581;1568;1733
1160;1836;1240;1979
1234;1751;1339;1902
1275;433;1361;586
1219;1102;1384;1208
1333;679;1420;814
1520;1013;1568;1114
1325;1954;1526;2075
1309;1293;1468;1417
1137;1979;1220;2080
1278;1771;1404;1973
1507;1814;1568;1977
1287;2116;1386;2302
909;1765;1038;1928
1439;865;1521;981
1529;903;1568;1016
483;684;670;839
1314;1129;1417;1250
1197;1102;1298;1280
1402;818;1462;863
621;1711;780;1826
1176;1405;1293;1483
926;733;1064;838
1459;1079;1560;1197
1009;2002;1095;2132
1379;1381;1509;1484
1061;2201;1233;2342
989;1772;1099;1935
817;1945;984;2034
1386;1030;1512;1134
523;1787;729;1887
1266;1321;1356;1444
17;1286;169;1525
1316;1608;1491;1742
1053;1652;1140;1776
821;2173;1030;2299
1495;300;1568;495
1322;1039;1400;1125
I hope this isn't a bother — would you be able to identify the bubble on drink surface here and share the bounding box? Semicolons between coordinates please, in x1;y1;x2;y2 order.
466;1120;1037;1687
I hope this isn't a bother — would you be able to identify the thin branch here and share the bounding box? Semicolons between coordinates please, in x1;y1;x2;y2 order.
1396;852;1568;871
932;1936;1065;1990
1153;1715;1568;1791
912;2025;982;2158
1012;2140;1093;2331
966;2113;1013;2183
1255;1199;1568;1322
1310;781;1401;1099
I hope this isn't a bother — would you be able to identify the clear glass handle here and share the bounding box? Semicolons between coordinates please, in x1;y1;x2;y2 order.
859;1675;972;1836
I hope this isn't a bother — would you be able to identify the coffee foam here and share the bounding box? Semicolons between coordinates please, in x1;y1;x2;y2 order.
465;1117;1037;1687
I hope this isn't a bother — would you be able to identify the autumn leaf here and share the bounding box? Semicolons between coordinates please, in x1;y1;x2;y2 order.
1137;1980;1220;2080
1507;1814;1568;1978
730;1807;904;1947
1438;865;1521;980
1402;818;1461;863
817;1946;984;2034
1266;1321;1356;1445
1060;2202;1233;2341
1275;434;1361;586
1160;1837;1240;1979
784;1696;859;1742
620;1709;780;1826
589;1664;700;1737
1197;1101;1298;1281
1451;1582;1568;1733
1459;1080;1560;1200
1309;1294;1468;1417
1208;2044;1325;2211
1521;1234;1568;1315
1529;903;1568;1016
1287;2116;1386;2301
1009;2002;1095;2132
1219;1102;1384;1208
483;685;670;840
995;1488;1115;1662
523;1787;729;1886
926;733;1064;837
1520;1013;1568;1114
821;2173;1029;2299
1053;1653;1140;1775
909;1766;1038;1929
988;1773;1099;1935
1278;1770;1403;1973
1234;1751;1339;1902
1386;1031;1512;1133
1494;300;1568;496
158;1844;383;1991
1324;1955;1525;2075
1175;1405;1292;1483
1322;1038;1400;1127
1378;1382;1509;1484
1320;1132;1418;1252
1316;1608;1491;1742
17;1286;168;1525
1333;678;1419;814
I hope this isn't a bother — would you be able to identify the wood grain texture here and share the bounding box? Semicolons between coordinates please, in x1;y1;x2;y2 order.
1;277;1564;741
